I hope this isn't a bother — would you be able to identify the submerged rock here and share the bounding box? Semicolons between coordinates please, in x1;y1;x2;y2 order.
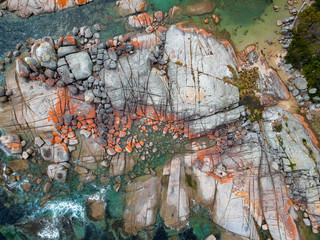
86;199;105;221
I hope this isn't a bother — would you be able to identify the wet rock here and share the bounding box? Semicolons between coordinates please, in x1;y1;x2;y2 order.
113;183;121;192
124;175;161;235
72;27;79;36
0;134;22;154
205;235;216;240
79;172;96;183
86;199;105;221
43;182;51;193
160;155;189;229
65;51;93;80
47;164;67;182
16;59;30;77
74;166;88;174
5;166;13;176
101;160;110;168
8;159;29;172
21;182;31;192
109;152;136;176
93;23;101;32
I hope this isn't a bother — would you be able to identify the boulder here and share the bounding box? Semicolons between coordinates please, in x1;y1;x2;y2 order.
86;199;105;221
65;51;93;80
16;59;30;77
0;134;22;154
109;152;136;176
160;155;190;229
47;163;68;182
32;41;57;70
8;159;29;172
43;182;51;193
295;77;308;90
57;46;78;57
21;182;31;192
124;175;161;235
116;0;147;16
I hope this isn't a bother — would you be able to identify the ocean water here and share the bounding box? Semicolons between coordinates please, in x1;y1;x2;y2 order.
0;0;293;239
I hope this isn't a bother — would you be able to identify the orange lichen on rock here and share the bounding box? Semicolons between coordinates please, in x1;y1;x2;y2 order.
56;0;70;8
75;0;87;5
294;114;320;152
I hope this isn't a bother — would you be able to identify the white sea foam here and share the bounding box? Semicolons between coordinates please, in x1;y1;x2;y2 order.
42;200;85;221
37;225;60;239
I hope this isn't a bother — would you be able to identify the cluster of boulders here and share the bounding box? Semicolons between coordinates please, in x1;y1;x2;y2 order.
0;85;12;103
0;42;24;73
128;11;165;34
35;135;70;183
286;71;320;109
277;16;294;49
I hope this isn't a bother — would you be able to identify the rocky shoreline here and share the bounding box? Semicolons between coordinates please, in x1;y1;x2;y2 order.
0;1;320;239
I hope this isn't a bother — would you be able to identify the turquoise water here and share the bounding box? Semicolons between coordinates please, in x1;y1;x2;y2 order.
0;0;277;239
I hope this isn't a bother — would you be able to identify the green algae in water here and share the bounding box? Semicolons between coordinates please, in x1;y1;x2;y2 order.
148;0;185;12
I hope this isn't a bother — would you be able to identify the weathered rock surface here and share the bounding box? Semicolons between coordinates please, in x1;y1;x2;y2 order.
123;124;304;239
263;106;320;171
101;25;244;135
116;0;147;16
109;152;136;176
8;159;29;172
47;163;68;182
40;143;69;163
124;175;161;235
0;134;22;154
6;0;93;18
31;40;57;70
65;51;92;80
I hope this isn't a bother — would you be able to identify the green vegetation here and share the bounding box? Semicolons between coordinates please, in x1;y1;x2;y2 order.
273;122;283;132
186;173;197;190
226;66;259;98
285;0;320;89
224;66;262;122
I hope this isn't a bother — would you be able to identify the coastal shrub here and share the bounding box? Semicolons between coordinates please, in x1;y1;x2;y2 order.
226;66;259;98
273;122;283;132
285;1;320;89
